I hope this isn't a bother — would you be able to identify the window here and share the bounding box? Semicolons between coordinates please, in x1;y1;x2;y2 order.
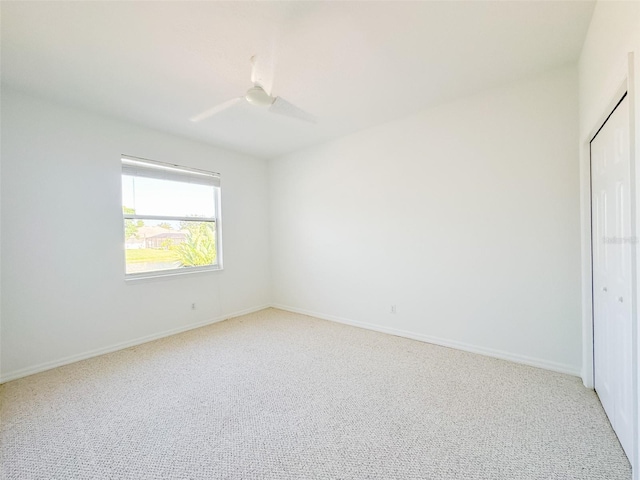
121;155;222;278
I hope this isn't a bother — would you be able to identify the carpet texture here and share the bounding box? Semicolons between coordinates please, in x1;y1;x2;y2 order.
0;308;631;479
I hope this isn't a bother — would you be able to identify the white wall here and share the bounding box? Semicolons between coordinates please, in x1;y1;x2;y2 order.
0;88;271;381
578;1;640;475
270;66;582;374
579;1;640;135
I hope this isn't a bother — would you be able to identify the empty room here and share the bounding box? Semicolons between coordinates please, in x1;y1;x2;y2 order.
1;1;639;479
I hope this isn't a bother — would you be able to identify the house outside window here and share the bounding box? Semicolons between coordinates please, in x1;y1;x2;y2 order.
121;155;222;278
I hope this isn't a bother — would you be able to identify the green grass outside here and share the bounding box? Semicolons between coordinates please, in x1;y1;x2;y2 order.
125;248;178;264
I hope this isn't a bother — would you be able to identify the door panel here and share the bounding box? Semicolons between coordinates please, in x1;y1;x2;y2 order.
591;94;632;459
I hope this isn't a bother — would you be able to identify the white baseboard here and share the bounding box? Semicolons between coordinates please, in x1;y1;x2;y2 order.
0;304;271;384
272;304;581;377
2;303;581;383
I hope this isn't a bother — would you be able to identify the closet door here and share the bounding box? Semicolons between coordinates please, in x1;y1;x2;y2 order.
591;94;633;459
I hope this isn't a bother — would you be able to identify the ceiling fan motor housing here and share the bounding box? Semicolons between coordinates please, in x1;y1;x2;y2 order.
245;86;274;107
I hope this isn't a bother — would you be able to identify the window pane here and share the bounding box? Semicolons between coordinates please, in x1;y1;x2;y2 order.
122;175;216;218
124;219;217;275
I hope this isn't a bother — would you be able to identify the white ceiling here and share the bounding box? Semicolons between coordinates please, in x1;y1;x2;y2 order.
1;1;595;159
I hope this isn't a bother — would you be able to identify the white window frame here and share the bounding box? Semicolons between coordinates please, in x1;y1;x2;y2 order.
121;155;223;280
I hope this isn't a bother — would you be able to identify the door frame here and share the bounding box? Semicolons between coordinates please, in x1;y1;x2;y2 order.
580;52;638;476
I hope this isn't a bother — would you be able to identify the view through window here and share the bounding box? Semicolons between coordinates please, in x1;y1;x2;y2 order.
121;156;221;277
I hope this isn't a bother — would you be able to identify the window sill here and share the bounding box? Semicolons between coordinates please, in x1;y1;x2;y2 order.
125;265;223;283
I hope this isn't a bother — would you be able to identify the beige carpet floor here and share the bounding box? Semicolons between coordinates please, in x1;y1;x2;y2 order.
0;308;632;479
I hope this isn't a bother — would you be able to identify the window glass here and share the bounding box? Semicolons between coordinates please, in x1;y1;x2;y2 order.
121;156;221;278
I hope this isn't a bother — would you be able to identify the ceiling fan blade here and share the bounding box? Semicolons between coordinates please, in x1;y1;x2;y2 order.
269;97;316;124
190;97;243;123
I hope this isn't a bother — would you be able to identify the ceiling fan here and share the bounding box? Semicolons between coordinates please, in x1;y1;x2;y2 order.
190;56;316;124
